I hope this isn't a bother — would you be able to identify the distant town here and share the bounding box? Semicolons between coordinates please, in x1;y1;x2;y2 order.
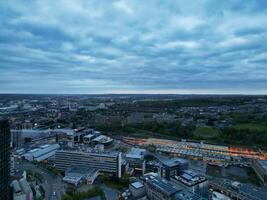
1;94;267;200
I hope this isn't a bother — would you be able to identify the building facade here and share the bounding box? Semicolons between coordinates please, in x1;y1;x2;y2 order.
0;119;11;200
55;150;122;178
252;160;267;185
145;176;181;200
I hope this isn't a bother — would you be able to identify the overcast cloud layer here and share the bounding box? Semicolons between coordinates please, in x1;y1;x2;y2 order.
1;0;267;94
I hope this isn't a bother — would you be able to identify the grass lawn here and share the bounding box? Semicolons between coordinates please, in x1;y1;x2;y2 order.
194;126;220;139
232;123;267;132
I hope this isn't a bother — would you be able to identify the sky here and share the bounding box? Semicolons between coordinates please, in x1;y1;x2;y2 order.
1;0;267;94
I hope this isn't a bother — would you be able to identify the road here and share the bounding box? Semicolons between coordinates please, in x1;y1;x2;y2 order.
15;161;63;200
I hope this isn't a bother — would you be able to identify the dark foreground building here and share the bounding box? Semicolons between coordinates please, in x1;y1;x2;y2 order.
0;119;11;200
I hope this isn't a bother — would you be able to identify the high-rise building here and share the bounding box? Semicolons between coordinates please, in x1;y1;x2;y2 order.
11;130;22;148
0;119;11;200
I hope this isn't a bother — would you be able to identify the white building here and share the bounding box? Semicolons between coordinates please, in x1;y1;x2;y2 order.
11;179;33;200
23;144;60;162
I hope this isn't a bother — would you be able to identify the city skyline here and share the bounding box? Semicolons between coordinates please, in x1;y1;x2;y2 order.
1;0;267;94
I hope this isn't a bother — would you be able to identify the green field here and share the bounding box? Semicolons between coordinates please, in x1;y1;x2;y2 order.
232;123;267;132
194;126;220;139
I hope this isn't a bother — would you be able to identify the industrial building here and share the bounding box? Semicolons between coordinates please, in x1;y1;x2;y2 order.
11;178;33;200
160;158;188;180
55;150;122;178
63;166;99;186
23;143;60;162
252;160;267;185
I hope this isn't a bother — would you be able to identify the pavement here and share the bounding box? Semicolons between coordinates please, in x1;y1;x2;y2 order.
15;161;63;200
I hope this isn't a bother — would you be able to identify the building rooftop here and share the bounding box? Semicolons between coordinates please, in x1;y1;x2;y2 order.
147;176;181;196
56;149;119;157
19;178;32;193
63;166;99;185
131;181;144;189
175;190;207;200
211;179;267;200
92;135;113;143
84;134;94;139
174;170;207;187
162;158;188;168
126;148;146;159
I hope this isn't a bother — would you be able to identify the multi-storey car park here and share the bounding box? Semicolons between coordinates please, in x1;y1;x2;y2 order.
55;150;122;178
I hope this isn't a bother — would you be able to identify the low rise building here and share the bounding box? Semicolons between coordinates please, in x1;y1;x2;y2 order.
160;158;188;180
63;166;99;186
145;176;182;200
171;170;207;197
129;181;146;198
23;143;60;162
11;178;33;200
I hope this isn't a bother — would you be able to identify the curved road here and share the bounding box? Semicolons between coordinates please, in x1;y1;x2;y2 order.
15;161;62;200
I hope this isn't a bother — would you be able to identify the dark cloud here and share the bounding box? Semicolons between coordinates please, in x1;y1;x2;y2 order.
0;0;267;94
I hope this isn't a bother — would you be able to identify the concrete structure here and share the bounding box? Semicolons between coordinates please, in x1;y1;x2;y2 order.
23;143;60;162
11;179;33;200
126;148;146;174
129;181;146;198
0;119;12;200
55;150;122;178
160;158;188;180
252;160;267;185
63;166;99;186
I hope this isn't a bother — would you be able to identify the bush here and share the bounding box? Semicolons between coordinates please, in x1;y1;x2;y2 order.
61;187;103;200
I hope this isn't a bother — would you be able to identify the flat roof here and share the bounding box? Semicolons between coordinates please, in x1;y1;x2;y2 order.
126;148;146;159
56;150;119;157
148;176;181;196
84;134;94;139
162;158;188;167
131;181;144;189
